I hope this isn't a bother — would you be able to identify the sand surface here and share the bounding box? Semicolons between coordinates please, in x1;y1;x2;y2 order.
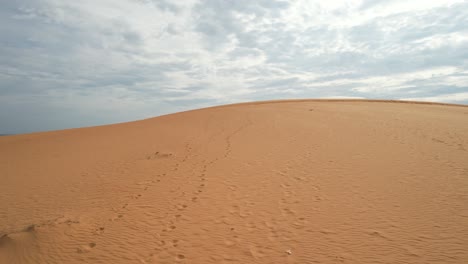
1;100;468;263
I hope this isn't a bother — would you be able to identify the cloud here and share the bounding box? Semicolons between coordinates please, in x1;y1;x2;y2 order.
137;0;182;14
0;0;467;133
402;92;468;103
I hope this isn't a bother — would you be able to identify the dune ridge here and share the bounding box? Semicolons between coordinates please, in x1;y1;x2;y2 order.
208;98;468;109
1;100;468;263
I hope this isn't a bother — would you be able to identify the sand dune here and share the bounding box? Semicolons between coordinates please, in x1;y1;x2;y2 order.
1;100;468;263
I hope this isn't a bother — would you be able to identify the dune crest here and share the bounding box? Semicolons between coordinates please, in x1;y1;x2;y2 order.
1;100;468;263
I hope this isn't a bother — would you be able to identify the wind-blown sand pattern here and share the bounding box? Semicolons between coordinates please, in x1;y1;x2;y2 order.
1;100;468;263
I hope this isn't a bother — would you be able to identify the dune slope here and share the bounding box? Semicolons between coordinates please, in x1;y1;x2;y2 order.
1;100;468;263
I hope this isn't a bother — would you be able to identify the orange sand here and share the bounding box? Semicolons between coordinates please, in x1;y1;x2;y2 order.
1;100;468;263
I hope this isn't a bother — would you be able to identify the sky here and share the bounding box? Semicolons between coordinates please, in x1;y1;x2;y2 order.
1;0;468;134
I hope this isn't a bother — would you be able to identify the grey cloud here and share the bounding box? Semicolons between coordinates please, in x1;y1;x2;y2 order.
252;2;468;79
228;47;262;59
252;77;300;89
165;23;179;35
350;2;468;45
193;0;290;49
135;0;181;13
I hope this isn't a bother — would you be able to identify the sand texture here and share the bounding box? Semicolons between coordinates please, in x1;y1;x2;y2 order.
1;100;468;263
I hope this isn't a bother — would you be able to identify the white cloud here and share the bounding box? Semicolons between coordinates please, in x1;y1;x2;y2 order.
402;92;468;103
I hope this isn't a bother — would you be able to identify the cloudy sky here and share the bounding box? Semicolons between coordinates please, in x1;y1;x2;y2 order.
1;0;468;134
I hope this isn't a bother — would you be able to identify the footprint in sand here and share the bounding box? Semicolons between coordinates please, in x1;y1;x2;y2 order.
176;204;188;211
0;234;13;247
172;239;179;247
147;151;173;160
77;243;96;254
367;230;391;240
93;227;105;235
282;208;296;217
228;205;239;214
110;214;124;221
